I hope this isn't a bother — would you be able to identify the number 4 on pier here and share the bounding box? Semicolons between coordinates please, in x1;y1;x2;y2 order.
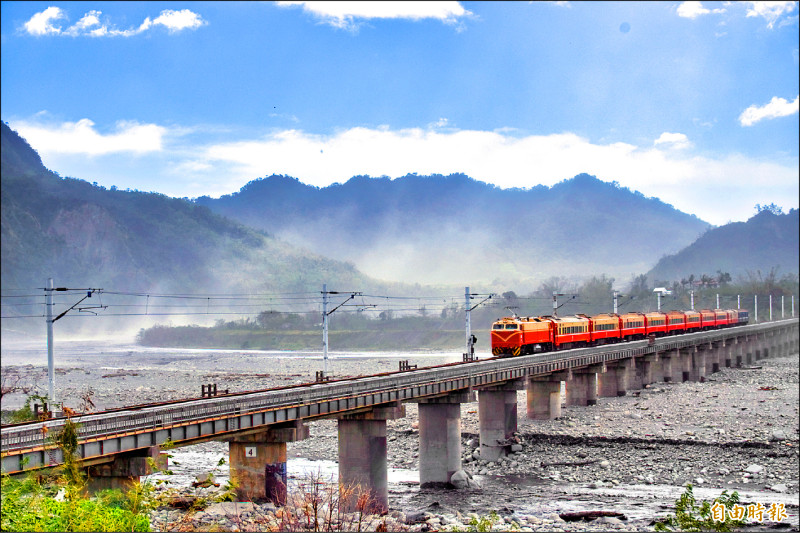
245;446;257;458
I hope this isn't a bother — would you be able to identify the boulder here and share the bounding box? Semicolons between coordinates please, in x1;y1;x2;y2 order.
451;469;472;489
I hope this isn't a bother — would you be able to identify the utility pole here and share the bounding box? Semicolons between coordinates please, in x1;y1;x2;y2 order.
716;293;720;309
43;280;104;414
782;295;785;318
319;285;365;379
465;287;471;358
769;294;772;321
46;278;55;409
737;294;740;309
792;295;795;317
552;291;559;317
322;284;329;378
755;295;758;322
690;290;695;310
613;290;619;314
465;288;494;360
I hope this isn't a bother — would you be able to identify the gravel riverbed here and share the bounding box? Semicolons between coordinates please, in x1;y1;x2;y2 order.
1;340;798;531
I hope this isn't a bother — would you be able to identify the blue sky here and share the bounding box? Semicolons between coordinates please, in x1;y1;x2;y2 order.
1;1;798;225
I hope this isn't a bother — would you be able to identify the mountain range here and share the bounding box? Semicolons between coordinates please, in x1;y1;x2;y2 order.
196;172;711;289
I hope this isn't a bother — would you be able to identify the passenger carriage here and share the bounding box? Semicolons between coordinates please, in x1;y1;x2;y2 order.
588;313;621;345
552;315;590;350
620;312;646;340
644;312;667;337
684;310;702;331
699;309;717;330
665;310;687;334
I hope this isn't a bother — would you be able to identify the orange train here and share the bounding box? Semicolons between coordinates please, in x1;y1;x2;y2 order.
490;309;749;357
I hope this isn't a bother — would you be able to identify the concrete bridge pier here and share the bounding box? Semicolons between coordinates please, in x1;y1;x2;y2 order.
478;380;524;461
679;347;694;381
744;338;755;365
736;339;746;367
598;365;618;397
338;402;405;513
690;345;707;382
88;446;165;493
641;354;658;386
628;358;645;391
567;366;600;406
599;359;632;397
778;331;789;356
660;350;675;382
228;422;309;505
416;390;473;487
723;339;735;368
526;375;563;420
706;341;721;374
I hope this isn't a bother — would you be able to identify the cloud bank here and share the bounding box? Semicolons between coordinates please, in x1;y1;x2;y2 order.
676;1;797;27
14;118;165;155
22;7;206;37
739;95;800;126
10;118;798;226
276;1;472;30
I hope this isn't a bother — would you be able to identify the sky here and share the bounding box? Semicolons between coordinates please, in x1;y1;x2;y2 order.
1;1;798;226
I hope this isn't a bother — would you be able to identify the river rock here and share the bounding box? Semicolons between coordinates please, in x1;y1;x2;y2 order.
745;464;764;474
770;429;788;441
770;483;788;493
451;469;472;489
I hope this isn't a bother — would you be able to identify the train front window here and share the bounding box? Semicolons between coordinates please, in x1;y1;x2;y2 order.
492;324;505;330
505;324;518;330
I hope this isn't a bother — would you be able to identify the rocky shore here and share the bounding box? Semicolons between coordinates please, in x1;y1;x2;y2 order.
1;341;798;531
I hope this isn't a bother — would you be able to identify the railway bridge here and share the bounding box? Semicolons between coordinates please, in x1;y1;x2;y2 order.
1;319;797;510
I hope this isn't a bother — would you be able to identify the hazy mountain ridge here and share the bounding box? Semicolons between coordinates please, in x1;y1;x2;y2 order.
0;123;384;303
647;208;800;283
196;172;711;288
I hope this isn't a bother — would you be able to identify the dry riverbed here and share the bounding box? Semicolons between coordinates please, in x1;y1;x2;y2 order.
1;341;798;531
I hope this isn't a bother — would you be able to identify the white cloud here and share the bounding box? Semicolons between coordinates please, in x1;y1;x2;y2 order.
21;7;206;37
150;9;207;32
23;6;66;35
12;118;166;155
676;1;727;19
677;1;710;19
197;125;797;224
739;95;800;126
654;132;692;150
744;1;798;29
276;1;472;30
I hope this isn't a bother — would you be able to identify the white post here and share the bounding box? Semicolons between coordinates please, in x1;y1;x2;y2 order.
782;295;785;318
755;295;758;323
465;287;472;356
793;295;795;318
769;294;772;321
657;291;661;311
690;290;694;311
716;293;719;309
737;294;740;309
322;284;329;377
46;277;55;410
613;290;619;314
552;291;558;317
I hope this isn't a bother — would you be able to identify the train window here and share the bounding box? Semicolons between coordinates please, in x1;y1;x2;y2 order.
504;324;518;330
493;324;505;330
